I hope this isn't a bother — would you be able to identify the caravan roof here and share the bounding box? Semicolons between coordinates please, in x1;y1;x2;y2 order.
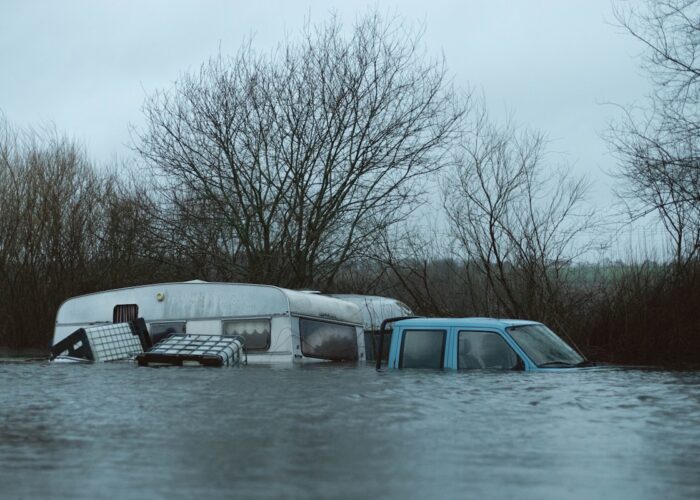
55;281;363;328
327;294;412;331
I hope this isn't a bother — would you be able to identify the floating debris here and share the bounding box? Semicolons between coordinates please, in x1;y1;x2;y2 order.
136;334;245;367
50;319;151;363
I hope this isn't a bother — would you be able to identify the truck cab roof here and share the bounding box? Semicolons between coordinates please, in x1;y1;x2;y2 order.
391;317;542;330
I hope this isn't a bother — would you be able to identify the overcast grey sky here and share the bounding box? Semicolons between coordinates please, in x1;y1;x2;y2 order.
0;1;650;218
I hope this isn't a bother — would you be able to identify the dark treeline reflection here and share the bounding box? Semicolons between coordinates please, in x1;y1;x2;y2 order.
1;5;700;367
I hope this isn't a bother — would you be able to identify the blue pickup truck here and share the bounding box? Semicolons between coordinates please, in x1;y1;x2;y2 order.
379;317;591;372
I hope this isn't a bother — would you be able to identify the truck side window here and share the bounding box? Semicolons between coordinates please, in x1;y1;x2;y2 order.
458;331;521;370
400;329;446;369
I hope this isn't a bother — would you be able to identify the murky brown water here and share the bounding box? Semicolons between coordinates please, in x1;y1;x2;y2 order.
1;361;699;499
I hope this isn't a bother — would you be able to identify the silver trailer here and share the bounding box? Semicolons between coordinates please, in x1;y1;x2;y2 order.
53;281;365;363
327;294;413;360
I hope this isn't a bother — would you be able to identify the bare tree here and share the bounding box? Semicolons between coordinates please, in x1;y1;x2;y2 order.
609;0;700;264
135;12;465;288
443;109;597;326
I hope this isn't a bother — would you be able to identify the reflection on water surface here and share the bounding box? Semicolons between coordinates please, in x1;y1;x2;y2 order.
1;361;699;499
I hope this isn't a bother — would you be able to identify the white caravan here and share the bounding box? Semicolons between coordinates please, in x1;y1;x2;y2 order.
52;281;365;363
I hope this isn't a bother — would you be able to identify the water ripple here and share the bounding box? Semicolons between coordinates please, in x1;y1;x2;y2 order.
0;362;699;499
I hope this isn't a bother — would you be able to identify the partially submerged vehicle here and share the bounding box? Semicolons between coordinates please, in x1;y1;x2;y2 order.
379;317;591;372
52;281;366;363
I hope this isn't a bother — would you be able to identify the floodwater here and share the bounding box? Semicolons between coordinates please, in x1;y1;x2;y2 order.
1;362;699;499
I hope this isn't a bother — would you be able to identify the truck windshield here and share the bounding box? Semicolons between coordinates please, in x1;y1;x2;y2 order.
507;324;584;367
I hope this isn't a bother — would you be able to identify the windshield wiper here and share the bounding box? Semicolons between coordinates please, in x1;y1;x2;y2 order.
538;360;594;368
538;361;576;368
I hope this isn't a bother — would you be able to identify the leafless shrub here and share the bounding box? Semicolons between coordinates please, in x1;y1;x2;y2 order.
369;224;464;315
0;117;161;348
582;258;700;365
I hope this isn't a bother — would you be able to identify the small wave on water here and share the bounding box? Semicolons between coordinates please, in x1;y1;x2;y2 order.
1;361;699;499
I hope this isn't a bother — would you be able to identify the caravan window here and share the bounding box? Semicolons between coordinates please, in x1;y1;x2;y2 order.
222;319;271;351
299;318;358;361
149;322;186;345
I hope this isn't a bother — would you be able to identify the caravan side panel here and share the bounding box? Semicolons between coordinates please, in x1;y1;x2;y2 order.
53;283;290;345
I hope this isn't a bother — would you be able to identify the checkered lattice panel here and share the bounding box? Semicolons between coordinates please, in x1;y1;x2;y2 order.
86;323;143;361
150;335;239;365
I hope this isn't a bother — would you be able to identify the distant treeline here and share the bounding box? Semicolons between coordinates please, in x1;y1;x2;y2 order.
2;5;699;366
0;123;697;366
